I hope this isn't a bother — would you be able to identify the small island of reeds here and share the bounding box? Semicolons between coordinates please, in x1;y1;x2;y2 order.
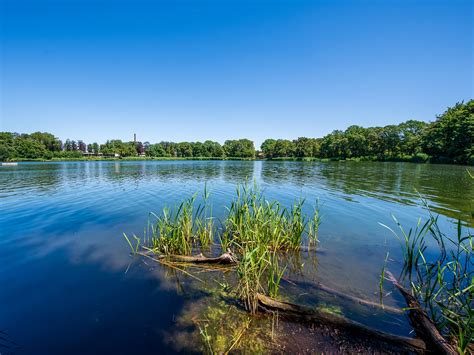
124;182;473;354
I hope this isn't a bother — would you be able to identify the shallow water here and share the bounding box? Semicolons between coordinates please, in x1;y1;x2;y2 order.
0;161;472;353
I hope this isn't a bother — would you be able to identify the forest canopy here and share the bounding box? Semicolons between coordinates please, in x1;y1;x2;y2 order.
1;100;473;164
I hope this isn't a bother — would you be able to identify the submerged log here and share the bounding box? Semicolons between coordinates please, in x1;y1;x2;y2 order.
166;251;238;265
256;293;426;351
385;271;457;355
314;282;402;314
140;249;401;314
288;279;403;315
139;250;238;265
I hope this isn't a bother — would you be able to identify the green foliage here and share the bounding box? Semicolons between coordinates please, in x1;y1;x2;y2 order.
259;100;473;165
29;132;62;151
1;99;472;163
381;208;473;353
223;184;312;252
100;140;137;156
260;139;277;159
129;183;322;315
422;101;474;164
13;134;49;159
141;189;213;256
145;140;224;158
223;139;255;158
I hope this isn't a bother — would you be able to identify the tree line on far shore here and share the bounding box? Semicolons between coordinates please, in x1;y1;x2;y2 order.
1;100;472;164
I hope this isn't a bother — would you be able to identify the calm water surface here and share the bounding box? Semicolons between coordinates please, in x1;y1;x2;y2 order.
1;161;472;353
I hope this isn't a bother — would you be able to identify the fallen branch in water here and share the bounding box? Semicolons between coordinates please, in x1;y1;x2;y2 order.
289;280;403;315
256;293;426;352
138;250;238;265
135;250;425;351
385;271;456;355
139;249;402;314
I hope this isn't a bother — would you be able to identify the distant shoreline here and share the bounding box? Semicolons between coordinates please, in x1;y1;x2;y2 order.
2;156;473;166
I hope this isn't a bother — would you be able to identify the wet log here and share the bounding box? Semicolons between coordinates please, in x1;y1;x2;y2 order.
256;293;426;352
139;250;238;265
385;271;457;354
166;251;238;265
314;281;403;314
140;249;401;314
285;279;403;315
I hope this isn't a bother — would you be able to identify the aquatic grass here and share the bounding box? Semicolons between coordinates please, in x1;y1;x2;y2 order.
236;245;287;313
236;243;269;314
379;251;390;306
122;233;141;254
198;323;214;355
195;304;263;355
223;183;311;253
142;187;215;255
267;251;286;299
380;215;431;281
382;207;473;353
308;200;322;246
125;182;323;320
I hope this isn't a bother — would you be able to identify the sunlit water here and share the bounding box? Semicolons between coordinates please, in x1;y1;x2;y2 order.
1;161;472;353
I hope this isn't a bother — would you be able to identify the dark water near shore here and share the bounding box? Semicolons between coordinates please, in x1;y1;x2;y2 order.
1;161;472;353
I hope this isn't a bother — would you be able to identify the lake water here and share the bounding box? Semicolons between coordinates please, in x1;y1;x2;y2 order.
1;161;472;353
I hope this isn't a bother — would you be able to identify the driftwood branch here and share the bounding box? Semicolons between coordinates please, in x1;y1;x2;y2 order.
135;250;430;351
290;279;403;315
139;249;401;314
166;251;238;265
385;271;457;354
139;250;238;265
256;293;426;351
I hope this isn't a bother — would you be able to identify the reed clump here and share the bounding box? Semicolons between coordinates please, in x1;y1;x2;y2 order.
223;184;320;253
381;208;473;354
221;184;320;313
125;186;214;256
124;182;321;314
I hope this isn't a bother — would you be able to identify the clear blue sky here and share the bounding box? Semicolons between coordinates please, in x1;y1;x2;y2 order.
1;0;472;148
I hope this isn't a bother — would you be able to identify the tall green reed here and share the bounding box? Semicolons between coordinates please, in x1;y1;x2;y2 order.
381;207;473;354
223;183;312;253
141;185;214;255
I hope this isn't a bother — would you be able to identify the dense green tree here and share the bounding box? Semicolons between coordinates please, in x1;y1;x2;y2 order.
365;127;383;157
261;139;277;158
293;137;313;158
379;125;401;157
30;132;62;151
398;120;427;155
320;130;349;158
13;135;48;159
78;140;87;153
422;101;473;163
223;139;255;158
146;143;166;157
274;139;295;157
136;141;145;155
100;140;137;156
344;126;367;158
192;142;205;157
177;142;193;157
159;142;177;157
64;139;72;151
0;132;16;161
0;100;471;164
203;140;224;157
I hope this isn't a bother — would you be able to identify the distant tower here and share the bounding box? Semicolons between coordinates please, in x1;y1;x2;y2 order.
134;133;136;143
